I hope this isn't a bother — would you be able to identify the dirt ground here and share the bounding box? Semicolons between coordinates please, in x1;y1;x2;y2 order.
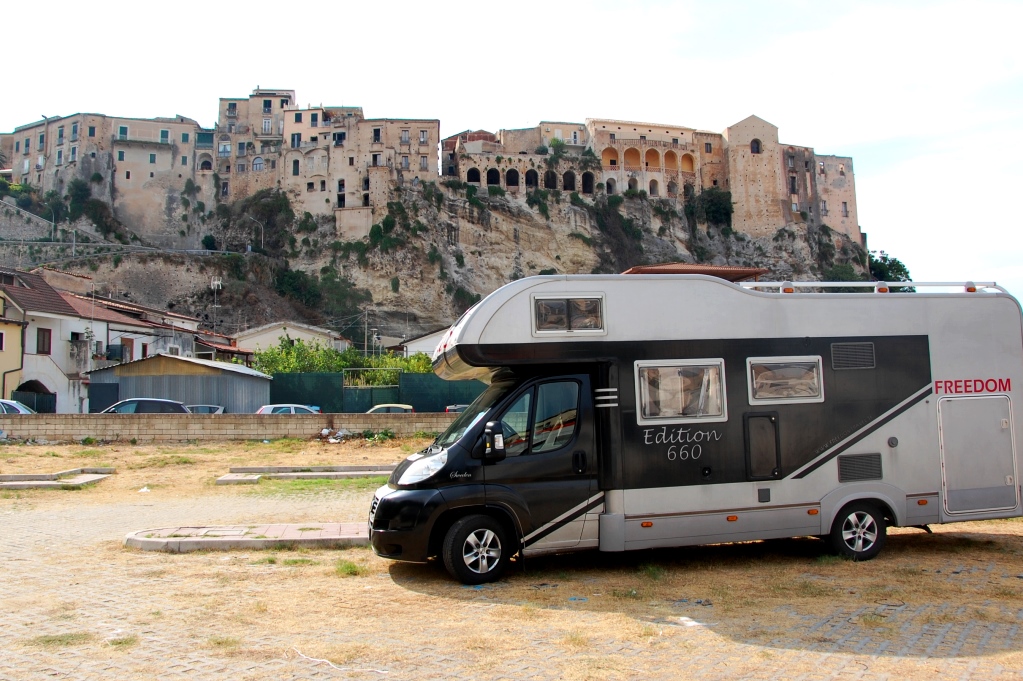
2;438;1023;680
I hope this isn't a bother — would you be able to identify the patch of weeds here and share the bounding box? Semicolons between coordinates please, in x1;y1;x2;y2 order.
129;438;138;445
107;634;138;648
43;450;61;457
75;449;104;458
282;558;316;566
796;581;834;598
251;556;278;564
207;635;241;648
814;554;843;565
640;563;665;581
297;527;322;532
132;455;195;468
28;632;96;647
336;559;367;577
561;631;589;648
81;437;97;445
251;476;387;495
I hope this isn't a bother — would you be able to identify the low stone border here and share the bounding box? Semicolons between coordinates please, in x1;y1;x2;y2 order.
124;522;369;552
0;467;115;490
215;464;396;485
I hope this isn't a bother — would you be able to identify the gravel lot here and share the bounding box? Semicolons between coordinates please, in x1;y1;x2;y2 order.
2;440;1022;680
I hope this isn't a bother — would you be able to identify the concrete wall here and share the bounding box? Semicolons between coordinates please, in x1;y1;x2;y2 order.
0;412;458;442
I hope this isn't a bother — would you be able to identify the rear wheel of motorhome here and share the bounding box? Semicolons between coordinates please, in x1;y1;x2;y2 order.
829;503;886;561
442;515;510;584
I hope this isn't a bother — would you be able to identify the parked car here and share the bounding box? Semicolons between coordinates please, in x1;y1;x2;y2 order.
101;398;189;414
445;404;469;413
366;403;414;414
256;404;321;414
186;405;225;414
0;399;37;414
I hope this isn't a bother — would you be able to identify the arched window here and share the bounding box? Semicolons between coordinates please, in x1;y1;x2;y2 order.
199;159;212;171
292;159;300;176
562;171;576;191
649;179;659;196
667;181;678;197
252;157;264;172
628;177;638;191
606;178;616;195
680;154;695;173
525;169;539;188
466;167;481;183
506;169;519;187
645;148;660;169
750;139;762;154
624;148;641;169
544;170;558;190
601;147;618;167
581;172;594;194
486;168;500;185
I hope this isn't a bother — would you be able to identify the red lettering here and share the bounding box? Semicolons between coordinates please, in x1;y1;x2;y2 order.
998;378;1011;392
954;380;963;393
945;380;954;394
934;381;943;394
986;379;997;392
965;380;973;393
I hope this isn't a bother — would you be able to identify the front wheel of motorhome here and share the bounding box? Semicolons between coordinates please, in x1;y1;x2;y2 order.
443;515;511;584
829;503;887;561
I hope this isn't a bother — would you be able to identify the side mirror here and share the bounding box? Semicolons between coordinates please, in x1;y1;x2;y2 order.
483;421;506;462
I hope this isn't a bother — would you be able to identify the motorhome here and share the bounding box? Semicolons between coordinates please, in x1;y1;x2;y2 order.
369;275;1022;584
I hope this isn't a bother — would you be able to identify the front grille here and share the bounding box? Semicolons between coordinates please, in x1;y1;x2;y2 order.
369;497;380;525
838;453;883;482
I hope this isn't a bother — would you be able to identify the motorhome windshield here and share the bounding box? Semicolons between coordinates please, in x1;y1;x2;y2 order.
435;380;516;448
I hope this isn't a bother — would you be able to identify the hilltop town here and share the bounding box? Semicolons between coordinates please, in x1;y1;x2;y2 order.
1;87;867;370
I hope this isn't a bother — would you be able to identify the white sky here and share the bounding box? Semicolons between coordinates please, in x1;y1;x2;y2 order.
5;0;1022;295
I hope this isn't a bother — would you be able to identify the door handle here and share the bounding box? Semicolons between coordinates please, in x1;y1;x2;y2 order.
572;450;586;474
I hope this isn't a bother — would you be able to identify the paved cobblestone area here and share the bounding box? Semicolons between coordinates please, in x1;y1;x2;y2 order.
2;492;1022;680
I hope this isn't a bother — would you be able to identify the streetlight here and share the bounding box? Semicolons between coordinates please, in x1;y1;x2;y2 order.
246;215;264;250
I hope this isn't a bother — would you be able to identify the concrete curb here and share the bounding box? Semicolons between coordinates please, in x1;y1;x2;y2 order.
124;522;369;553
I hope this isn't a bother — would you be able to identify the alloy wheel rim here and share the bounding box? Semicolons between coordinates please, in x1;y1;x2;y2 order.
462;528;502;574
841;511;878;553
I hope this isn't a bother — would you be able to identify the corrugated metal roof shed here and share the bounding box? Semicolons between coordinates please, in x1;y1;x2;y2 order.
87;354;271;413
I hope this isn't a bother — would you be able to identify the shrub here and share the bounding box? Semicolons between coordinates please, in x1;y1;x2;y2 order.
90;172;103;184
487;185;505;197
202;234;217;250
390;276;399;293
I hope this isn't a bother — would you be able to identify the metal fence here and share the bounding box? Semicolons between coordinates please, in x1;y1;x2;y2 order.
270;372;486;413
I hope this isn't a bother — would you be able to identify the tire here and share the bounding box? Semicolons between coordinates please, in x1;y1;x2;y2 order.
829;502;886;561
442;515;511;584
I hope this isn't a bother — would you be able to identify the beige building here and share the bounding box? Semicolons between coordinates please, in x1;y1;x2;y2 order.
8;112;205;246
0;287;27;399
233;321;351;352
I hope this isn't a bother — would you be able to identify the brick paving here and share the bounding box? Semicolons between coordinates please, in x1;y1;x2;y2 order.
2;491;1022;680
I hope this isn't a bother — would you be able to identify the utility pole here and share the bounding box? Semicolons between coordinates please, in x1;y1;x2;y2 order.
363;309;369;356
211;276;223;332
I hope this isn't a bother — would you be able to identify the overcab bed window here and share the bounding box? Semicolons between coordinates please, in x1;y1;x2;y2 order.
534;296;603;334
636;360;727;425
746;356;824;404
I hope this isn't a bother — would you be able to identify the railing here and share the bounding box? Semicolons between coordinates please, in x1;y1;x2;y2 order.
680;171;697;181
218;151;231;157
611;139;689;150
646;166;662;173
821;209;829;216
226;109;238;117
70;135;78;142
112;135;171;145
622;164;642;172
664;170;679;181
602;163;618;170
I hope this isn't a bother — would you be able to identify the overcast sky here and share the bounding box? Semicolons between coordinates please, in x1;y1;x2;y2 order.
5;0;1022;295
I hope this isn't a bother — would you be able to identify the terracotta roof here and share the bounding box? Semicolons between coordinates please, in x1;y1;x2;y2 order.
195;337;253;354
60;293;155;327
80;294;199;323
620;263;770;282
0;268;80;317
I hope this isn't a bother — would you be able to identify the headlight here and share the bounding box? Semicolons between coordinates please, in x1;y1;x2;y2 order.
397;450;448;485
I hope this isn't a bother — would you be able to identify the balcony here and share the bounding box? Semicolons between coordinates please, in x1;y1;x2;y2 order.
218;151;231;158
611;138;689;150
112;135;171;147
226;109;238;117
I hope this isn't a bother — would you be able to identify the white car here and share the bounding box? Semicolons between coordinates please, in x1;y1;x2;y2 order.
186;404;225;414
255;404;321;414
0;399;37;414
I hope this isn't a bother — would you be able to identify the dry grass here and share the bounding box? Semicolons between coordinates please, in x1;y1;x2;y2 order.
4;438;1023;679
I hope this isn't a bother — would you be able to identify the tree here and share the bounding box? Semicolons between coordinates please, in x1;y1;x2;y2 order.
869;250;914;292
67;178;92;221
201;234;217;250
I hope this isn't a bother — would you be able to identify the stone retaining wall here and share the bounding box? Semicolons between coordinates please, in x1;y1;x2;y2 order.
0;413;459;443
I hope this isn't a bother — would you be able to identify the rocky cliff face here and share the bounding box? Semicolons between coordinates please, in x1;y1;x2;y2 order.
7;182;866;341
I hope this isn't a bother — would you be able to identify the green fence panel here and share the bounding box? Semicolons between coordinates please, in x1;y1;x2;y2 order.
271;372;486;413
399;374;487;412
270;373;345;413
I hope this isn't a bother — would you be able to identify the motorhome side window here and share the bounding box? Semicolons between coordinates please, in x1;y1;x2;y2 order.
534;297;603;332
636;360;727;424
498;381;580;456
747;356;824;404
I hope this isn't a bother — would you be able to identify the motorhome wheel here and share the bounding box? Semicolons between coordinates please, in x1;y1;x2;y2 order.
830;502;886;561
443;515;510;584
